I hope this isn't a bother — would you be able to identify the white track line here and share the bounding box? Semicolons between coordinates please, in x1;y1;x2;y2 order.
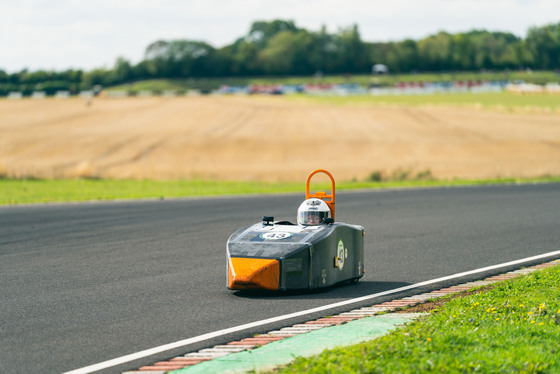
63;250;560;374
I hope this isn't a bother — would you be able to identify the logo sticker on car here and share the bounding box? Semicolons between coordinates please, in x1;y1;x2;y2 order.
337;239;345;270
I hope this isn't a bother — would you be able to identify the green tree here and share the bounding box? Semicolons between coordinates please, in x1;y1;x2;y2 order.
82;68;110;89
307;25;334;73
374;39;419;73
258;30;316;75
113;57;133;83
468;31;520;69
336;24;369;73
417;31;453;70
5;19;560;90
144;39;217;77
246;20;300;48
525;23;560;69
451;33;476;69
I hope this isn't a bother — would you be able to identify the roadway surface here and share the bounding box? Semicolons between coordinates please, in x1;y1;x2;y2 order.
2;183;560;373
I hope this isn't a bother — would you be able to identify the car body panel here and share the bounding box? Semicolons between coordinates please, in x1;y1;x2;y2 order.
227;221;364;291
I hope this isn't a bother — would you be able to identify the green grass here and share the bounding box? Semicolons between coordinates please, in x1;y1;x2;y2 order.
277;263;560;373
293;91;560;112
1;176;560;205
0;179;299;205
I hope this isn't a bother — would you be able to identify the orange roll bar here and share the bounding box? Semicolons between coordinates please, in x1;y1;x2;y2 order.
305;169;335;220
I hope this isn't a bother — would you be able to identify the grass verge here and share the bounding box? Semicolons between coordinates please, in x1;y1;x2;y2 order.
277;263;560;373
0;179;303;205
293;91;560;112
1;176;560;205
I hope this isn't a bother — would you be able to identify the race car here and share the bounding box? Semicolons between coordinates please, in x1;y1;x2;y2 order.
227;169;365;291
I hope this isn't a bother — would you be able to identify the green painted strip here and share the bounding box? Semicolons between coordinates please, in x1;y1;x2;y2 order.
171;313;425;374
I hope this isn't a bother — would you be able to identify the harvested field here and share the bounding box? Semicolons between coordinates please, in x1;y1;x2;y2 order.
1;96;559;181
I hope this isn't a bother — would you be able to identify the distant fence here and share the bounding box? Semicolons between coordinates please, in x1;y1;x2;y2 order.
3;81;560;99
370;80;507;96
55;91;71;98
79;90;94;98
7;92;23;99
218;81;512;96
506;83;560;94
103;90;128;98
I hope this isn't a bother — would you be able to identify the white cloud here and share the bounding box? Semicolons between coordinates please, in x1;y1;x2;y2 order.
1;0;558;72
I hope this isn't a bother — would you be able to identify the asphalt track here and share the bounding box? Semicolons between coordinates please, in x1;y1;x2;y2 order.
2;183;560;374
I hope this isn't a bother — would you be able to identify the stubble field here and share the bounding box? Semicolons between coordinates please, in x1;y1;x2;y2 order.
1;95;559;182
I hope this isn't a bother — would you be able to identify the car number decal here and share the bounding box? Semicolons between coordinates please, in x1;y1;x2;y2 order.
260;232;294;240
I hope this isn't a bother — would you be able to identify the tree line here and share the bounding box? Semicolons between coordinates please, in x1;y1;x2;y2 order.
1;19;559;95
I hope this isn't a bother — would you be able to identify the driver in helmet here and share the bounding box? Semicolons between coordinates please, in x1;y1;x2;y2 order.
297;198;331;226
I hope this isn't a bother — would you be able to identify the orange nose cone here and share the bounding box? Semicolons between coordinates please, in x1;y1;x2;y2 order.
228;257;280;290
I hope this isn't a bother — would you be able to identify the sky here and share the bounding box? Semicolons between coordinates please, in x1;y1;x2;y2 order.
1;0;559;73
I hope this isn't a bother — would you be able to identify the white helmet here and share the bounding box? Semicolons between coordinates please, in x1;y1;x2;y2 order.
297;198;330;226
